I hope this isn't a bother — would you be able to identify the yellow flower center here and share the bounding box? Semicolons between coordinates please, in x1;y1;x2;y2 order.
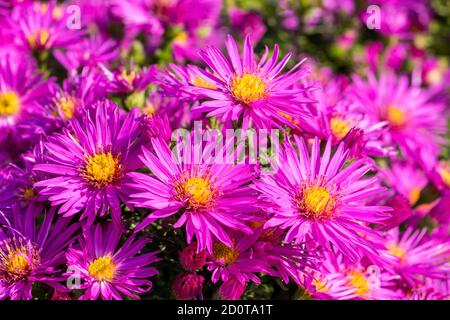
213;243;239;265
296;185;336;220
312;278;328;293
6;252;30;275
192;77;216;90
408;187;421;206
437;163;450;188
330;117;351;140
121;69;136;85
21;187;36;199
388;244;406;260
55;95;78;120
0;241;39;282
174;31;188;45
88;256;115;282
179;176;213;208
0;91;20;117
27;29;50;49
347;271;369;297
387;105;406;128
83;152;121;188
230;73;267;104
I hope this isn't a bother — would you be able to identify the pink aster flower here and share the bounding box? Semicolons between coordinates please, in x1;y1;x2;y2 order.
49;68;109;123
305;253;402;300
207;232;276;300
382;161;428;207
3;0;85;52
0;55;56;155
66;223;159;300
172;272;204;300
349;73;447;162
228;8;266;45
383;227;450;286
54;35;120;74
101;63;158;95
251;227;317;285
253;137;391;263
128;137;256;253
0;207;79;300
33;100;143;225
180;243;207;272
184;34;313;129
0;142;47;220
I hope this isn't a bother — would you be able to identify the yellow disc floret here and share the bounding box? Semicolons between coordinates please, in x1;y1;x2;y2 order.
88;256;116;282
347;271;370;297
27;29;50;49
0;91;20;117
0;241;40;282
230;73;267;104
83;152;121;188
213;243;239;265
387;105;406;128
180;177;213;208
296;184;336;221
330;117;351;140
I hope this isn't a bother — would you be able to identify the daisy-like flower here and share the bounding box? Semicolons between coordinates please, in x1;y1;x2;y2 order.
54;35;120;74
0;207;79;300
33;100;142;225
382;161;428;207
183;34;312;129
304;253;402;300
4;0;84;52
0;56;56;154
128;137;256;252
50;68;109;123
101;64;157;95
251;227;317;285
349;73;447;161
207;232;276;300
253;137;391;263
384;227;450;286
66;223;159;300
0;142;46;220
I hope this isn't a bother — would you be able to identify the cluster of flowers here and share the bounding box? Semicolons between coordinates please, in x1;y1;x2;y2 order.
0;0;449;300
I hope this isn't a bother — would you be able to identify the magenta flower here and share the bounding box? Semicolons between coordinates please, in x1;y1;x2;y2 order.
66;223;159;300
305;253;403;300
179;243;207;272
0;56;56;155
362;0;431;38
384;227;450;286
228;8;266;45
54;35;120;73
253;137;391;263
349;73;447;161
101;64;158;94
382;161;427;207
50;68;109;123
3;1;85;52
128;138;256;252
33;100;142;225
0;207;79;300
172;272;204;300
207;232;276;300
184;34;313;129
